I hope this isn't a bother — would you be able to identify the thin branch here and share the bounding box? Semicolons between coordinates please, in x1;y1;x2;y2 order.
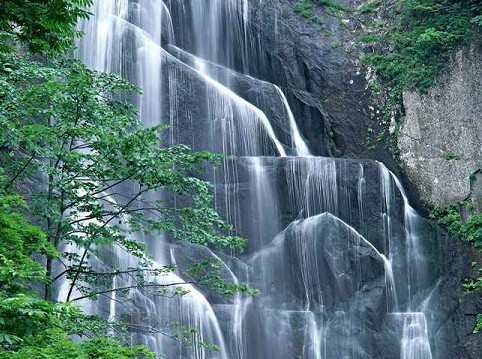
53;268;71;282
69;282;192;302
99;206;161;216
126;324;181;342
88;175;134;198
66;187;150;301
4;153;36;189
54;267;172;281
67;187;152;226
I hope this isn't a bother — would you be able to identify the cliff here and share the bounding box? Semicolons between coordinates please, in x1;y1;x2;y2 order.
398;40;482;207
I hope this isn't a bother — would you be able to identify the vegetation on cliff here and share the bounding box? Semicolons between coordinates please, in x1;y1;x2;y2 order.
358;0;482;335
432;202;482;333
293;0;481;146
358;0;481;146
292;0;482;335
357;0;482;334
358;0;481;94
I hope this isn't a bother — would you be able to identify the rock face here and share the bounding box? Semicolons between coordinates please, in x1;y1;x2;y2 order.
244;0;397;166
398;40;482;206
76;0;482;357
397;39;482;357
207;157;453;359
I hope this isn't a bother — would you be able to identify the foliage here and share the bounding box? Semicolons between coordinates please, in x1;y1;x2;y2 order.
357;0;382;14
431;201;482;248
474;314;482;334
294;0;316;20
355;0;481;148
463;275;482;293
0;1;255;356
0;190;154;357
0;1;158;355
0;49;250;303
359;0;481;94
0;188;56;293
431;205;464;235
2;328;151;358
318;0;347;13
1;313;154;358
187;260;259;296
0;0;92;54
443;152;460;161
294;0;347;23
431;201;482;333
293;1;481;148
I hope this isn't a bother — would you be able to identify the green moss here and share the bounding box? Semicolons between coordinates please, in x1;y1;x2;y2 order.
294;0;316;20
444;152;460;161
294;0;347;22
359;0;481;94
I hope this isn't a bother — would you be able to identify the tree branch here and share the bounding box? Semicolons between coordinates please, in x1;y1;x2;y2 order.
126;324;181;342
65;187;150;301
54;267;173;282
69;282;192;302
88;175;135;198
4;153;36;190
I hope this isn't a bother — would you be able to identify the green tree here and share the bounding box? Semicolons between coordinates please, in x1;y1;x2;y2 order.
0;185;155;357
0;52;248;303
0;1;253;356
0;0;92;54
0;1;159;356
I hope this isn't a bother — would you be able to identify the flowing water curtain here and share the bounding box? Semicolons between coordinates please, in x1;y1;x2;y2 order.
399;313;433;359
74;1;441;358
273;85;312;156
75;1;234;357
162;0;293;160
286;158;338;218
230;157;435;358
166;0;251;72
247;211;392;358
164;44;312;156
162;50;288;155
379;164;434;358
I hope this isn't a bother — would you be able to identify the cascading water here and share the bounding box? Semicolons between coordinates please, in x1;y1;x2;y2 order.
74;0;446;358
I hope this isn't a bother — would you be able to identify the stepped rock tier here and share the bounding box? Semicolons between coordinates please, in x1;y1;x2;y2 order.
63;0;467;358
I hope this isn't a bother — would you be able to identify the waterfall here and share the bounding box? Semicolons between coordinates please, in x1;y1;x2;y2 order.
75;1;442;358
273;85;312;156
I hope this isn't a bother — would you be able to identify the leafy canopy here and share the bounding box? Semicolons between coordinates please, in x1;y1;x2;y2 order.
0;0;92;54
0;186;155;357
0;190;56;293
0;48;249;304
